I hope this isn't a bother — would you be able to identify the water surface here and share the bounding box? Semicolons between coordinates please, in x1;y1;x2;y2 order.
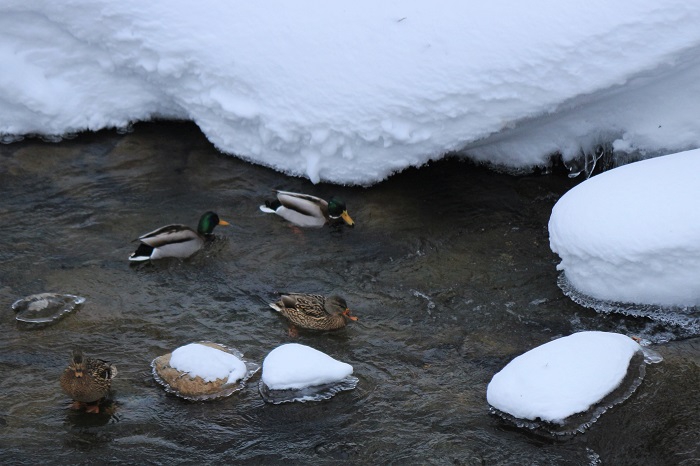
0;122;698;465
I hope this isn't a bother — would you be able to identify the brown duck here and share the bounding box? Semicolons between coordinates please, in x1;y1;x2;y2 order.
269;294;358;334
60;349;117;413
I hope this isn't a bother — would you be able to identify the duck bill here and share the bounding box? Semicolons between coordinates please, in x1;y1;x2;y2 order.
344;309;358;321
219;220;231;226
341;211;355;227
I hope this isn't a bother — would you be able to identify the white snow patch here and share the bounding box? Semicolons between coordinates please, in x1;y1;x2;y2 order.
261;343;353;390
170;343;247;384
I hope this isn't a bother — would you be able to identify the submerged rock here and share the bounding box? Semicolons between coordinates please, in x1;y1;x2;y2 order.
12;293;85;325
152;342;259;401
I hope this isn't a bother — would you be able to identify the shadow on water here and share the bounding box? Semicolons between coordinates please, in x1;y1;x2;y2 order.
0;121;698;465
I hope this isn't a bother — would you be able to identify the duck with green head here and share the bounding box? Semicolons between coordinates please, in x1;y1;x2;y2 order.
129;211;230;261
259;190;354;228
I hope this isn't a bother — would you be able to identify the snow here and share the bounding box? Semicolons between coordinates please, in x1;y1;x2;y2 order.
549;149;700;306
261;343;353;390
169;343;247;384
486;331;641;423
2;1;700;184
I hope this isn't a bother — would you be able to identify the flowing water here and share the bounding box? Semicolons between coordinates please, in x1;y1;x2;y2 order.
0;122;698;465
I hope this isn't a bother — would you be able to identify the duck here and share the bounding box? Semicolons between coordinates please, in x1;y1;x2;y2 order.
259;191;354;228
129;211;230;261
269;293;358;334
59;349;118;413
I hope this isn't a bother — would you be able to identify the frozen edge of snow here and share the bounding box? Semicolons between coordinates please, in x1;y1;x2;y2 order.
557;272;700;339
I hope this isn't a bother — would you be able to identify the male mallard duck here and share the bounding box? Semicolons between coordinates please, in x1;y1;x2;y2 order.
129;211;230;261
59;349;118;413
259;191;354;228
269;293;358;333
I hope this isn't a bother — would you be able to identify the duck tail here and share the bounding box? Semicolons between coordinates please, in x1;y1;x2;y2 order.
268;302;283;313
129;243;154;261
259;199;281;213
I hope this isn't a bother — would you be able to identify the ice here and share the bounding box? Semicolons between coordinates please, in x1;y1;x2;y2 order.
487;332;643;426
1;2;700;184
557;272;700;340
259;375;359;405
12;293;86;325
550;149;700;308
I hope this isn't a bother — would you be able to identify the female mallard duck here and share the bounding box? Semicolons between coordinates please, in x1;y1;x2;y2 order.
59;349;118;413
259;191;354;228
269;293;358;333
129;211;230;261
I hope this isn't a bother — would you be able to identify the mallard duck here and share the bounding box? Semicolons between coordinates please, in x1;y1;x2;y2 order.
259;191;354;228
59;349;117;413
269;293;358;333
129;211;230;261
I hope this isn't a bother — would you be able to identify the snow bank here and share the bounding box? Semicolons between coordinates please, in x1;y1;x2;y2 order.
2;1;700;184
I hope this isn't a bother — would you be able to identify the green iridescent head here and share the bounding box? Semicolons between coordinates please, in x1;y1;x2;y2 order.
197;211;230;235
328;197;354;226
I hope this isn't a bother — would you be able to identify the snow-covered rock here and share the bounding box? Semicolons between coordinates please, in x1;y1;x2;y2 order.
259;343;358;403
549;149;700;307
261;343;353;390
152;342;259;401
487;332;642;424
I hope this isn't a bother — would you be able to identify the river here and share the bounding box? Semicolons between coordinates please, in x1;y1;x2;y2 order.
1;121;698;465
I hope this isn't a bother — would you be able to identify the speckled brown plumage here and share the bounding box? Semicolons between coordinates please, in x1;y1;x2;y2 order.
60;349;117;412
269;293;358;331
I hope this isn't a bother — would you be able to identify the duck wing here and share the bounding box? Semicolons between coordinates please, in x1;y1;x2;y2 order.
137;224;199;247
276;191;328;218
91;358;118;380
280;293;329;318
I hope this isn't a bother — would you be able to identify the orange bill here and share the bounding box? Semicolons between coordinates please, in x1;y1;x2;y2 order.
341;211;355;226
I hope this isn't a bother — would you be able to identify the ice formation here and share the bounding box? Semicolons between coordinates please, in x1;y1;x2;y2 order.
12;293;86;325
